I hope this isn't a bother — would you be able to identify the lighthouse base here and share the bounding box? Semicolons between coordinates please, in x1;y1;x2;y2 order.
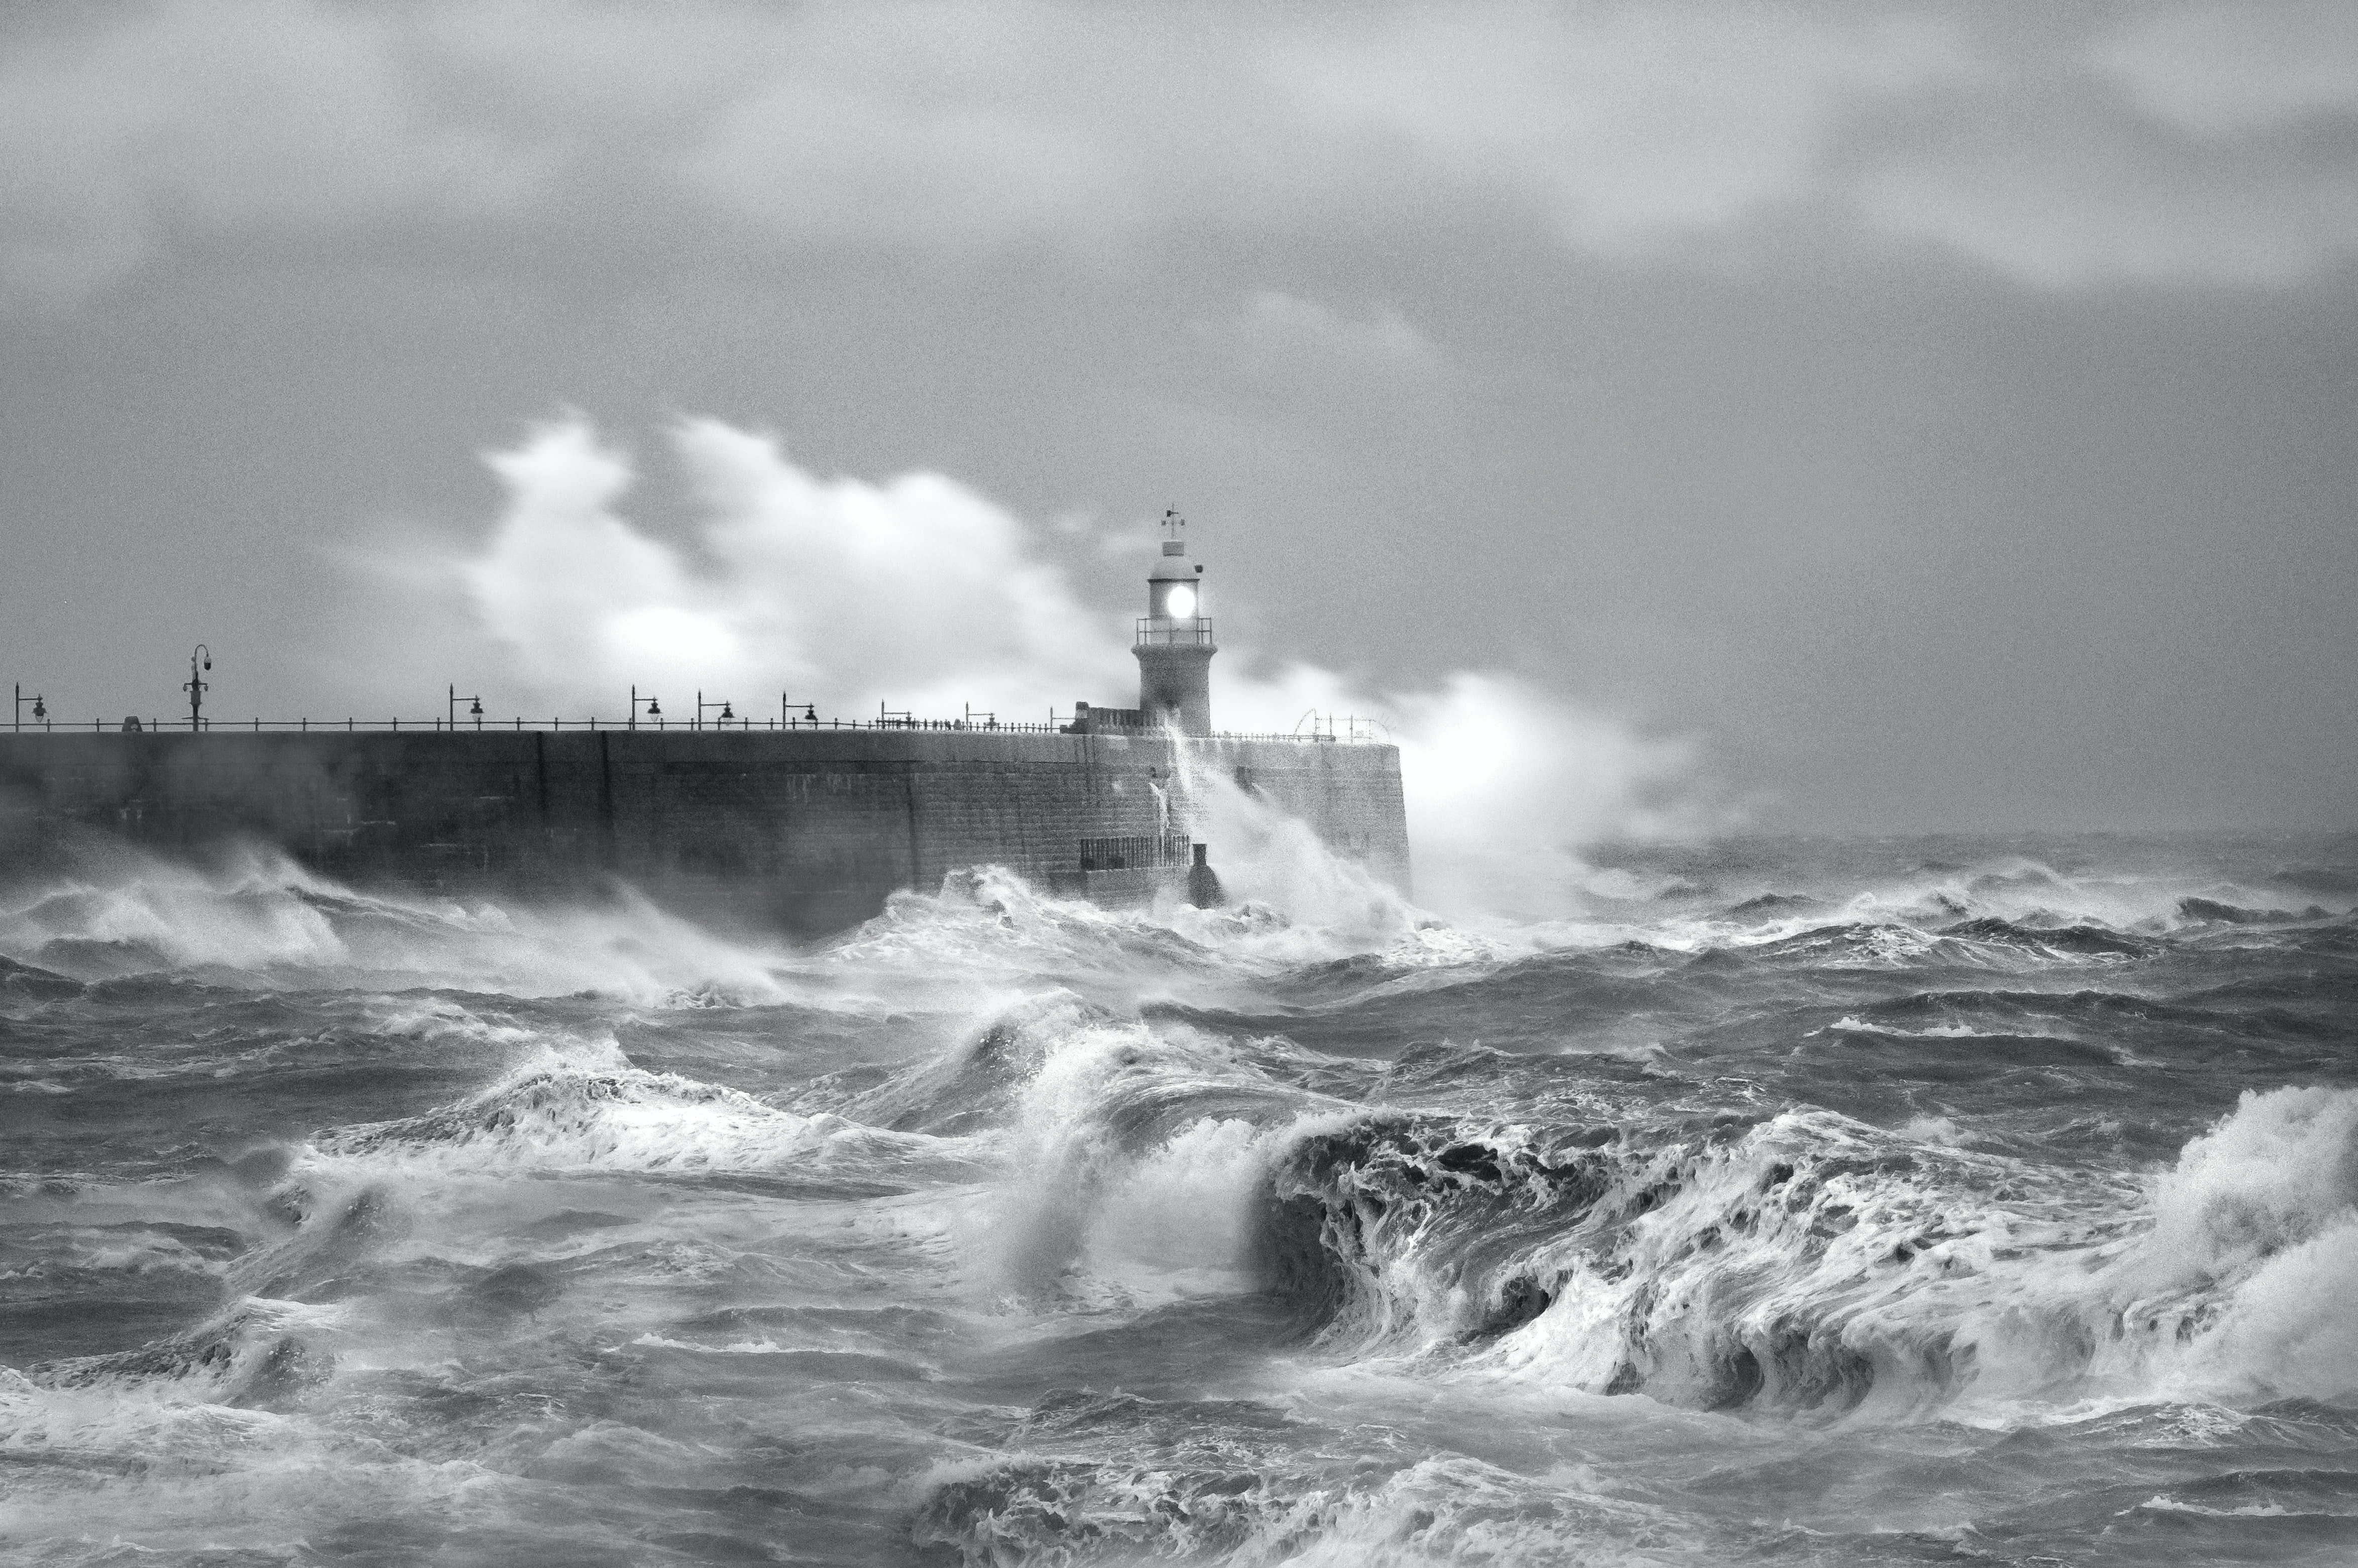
1135;644;1214;737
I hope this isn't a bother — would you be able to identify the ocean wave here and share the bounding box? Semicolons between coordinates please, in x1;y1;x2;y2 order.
2177;897;2333;926
23;1296;346;1408
0;954;84;1000
0;846;813;1003
951;1008;1340;1303
823;867;1228;980
304;1054;966;1180
819;861;1469;1006
1245;1085;2358;1419
916;1441;1689;1567
1938;916;2159;957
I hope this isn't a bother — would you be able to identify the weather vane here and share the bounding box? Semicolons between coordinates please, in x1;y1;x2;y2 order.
1162;507;1185;540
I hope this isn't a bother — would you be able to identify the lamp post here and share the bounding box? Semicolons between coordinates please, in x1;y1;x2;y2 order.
630;686;661;730
695;692;734;730
448;685;485;731
184;646;211;730
12;684;46;733
781;694;818;726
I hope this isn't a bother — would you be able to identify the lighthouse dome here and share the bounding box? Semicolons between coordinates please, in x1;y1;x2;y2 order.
1149;541;1198;581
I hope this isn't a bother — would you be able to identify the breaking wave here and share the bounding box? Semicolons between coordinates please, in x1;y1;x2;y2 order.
1247;1086;2358;1419
0;844;804;1002
305;1053;969;1181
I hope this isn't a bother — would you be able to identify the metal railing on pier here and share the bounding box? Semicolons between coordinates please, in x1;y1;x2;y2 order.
6;714;1071;736
5;712;1388;744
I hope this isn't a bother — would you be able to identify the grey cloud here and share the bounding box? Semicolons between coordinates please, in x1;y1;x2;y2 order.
1857;114;2358;289
1264;7;1967;250
1849;7;2358;288
1224;293;1443;382
666;6;1325;255
3;0;2353;301
2096;2;2358;136
676;72;1143;254
0;0;548;302
1272;3;2358;287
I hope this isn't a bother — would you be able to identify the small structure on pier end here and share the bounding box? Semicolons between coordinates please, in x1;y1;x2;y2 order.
1134;508;1216;737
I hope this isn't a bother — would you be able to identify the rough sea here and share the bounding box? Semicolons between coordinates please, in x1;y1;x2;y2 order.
3;830;2354;1566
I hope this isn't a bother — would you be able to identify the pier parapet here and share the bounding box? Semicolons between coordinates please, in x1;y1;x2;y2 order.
0;727;1407;937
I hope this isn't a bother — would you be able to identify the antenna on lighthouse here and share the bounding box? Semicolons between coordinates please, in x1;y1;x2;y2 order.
1162;507;1185;540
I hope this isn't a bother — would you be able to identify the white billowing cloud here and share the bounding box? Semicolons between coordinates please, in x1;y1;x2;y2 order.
5;0;2355;300
442;416;1705;915
460;417;1128;720
464;422;714;694
676;417;1130;718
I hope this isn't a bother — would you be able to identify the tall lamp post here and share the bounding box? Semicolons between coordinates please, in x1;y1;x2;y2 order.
12;684;45;733
630;686;661;730
448;685;484;731
695;692;734;730
184;646;211;731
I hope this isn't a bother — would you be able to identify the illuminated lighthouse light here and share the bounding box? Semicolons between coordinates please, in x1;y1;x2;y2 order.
1164;584;1196;618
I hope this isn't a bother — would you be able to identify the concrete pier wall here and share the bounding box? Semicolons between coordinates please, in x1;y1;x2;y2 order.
0;730;1409;938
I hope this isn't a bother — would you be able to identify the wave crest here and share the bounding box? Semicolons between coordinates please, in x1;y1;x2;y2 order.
308;1057;955;1178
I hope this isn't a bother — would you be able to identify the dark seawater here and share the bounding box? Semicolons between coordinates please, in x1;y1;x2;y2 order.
3;832;2355;1566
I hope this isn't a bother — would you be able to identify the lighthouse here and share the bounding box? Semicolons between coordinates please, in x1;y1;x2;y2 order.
1135;509;1216;736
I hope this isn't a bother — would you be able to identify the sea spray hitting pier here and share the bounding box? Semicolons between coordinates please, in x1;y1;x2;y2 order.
0;519;1409;935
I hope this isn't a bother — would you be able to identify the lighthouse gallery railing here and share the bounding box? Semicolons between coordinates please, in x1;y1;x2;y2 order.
1133;616;1214;647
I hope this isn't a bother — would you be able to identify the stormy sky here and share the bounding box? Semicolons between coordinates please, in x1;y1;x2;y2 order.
2;1;2352;836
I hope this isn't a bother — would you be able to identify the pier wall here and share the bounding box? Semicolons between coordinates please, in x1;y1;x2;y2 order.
0;730;1409;937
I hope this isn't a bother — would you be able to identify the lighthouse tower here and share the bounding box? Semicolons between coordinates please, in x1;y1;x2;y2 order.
1135;509;1216;736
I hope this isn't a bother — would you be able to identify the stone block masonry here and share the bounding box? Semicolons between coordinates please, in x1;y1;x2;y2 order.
0;730;1409;939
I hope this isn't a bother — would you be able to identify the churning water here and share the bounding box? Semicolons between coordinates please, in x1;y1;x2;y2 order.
3;832;2355;1565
